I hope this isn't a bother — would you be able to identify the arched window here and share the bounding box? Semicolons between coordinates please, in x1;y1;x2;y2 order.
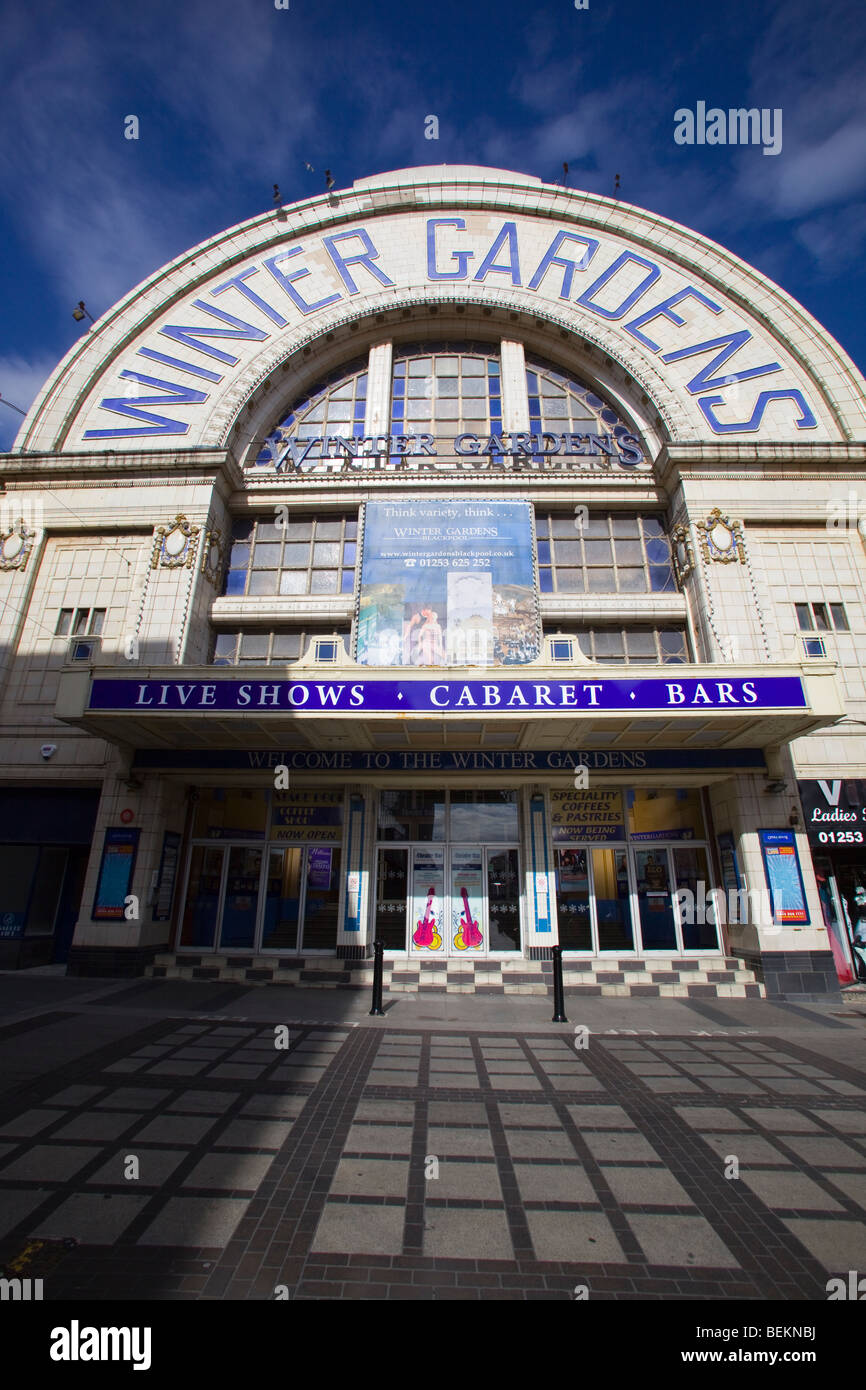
390;341;501;442
253;358;368;468
526;357;640;457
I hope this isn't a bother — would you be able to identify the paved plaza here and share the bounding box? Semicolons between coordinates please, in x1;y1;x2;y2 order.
0;973;865;1300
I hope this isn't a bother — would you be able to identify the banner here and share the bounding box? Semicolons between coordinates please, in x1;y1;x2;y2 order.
356;500;539;667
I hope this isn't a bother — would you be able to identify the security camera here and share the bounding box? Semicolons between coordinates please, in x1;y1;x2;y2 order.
40;744;57;759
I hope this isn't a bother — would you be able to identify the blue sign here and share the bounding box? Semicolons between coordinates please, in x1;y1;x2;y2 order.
357;501;539;666
91;674;806;713
92;827;140;922
759;828;810;925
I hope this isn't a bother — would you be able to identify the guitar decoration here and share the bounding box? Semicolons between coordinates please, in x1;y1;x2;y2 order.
453;886;483;951
412;886;442;951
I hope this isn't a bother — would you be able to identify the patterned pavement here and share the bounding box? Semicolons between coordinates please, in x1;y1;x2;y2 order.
1;1008;865;1299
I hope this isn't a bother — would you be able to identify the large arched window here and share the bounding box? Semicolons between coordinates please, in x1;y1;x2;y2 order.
253;358;368;467
390;341;501;441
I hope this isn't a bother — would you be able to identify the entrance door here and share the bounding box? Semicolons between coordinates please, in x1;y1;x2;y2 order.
262;845;341;953
406;844;521;956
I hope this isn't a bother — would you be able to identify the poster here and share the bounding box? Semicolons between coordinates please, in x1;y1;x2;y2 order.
307;846;333;890
356;500;539;667
411;847;444;952
153;831;181;922
92;828;140;921
551;789;624;843
450;847;484;950
759;829;810;925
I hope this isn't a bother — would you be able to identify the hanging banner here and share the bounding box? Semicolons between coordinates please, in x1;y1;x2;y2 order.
356;500;539;667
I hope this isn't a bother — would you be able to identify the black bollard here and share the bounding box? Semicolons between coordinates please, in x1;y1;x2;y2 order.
551;944;568;1023
369;939;385;1016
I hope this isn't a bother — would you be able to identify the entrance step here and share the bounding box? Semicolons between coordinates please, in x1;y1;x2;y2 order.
147;954;765;998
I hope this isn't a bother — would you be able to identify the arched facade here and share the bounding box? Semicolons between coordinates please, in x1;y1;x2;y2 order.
2;164;865;997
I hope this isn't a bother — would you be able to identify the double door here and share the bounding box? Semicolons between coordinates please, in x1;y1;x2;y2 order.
554;842;720;953
180;842;341;953
376;843;521;956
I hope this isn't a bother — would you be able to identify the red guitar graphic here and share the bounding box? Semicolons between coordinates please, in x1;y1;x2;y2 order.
453;886;483;951
412;886;442;951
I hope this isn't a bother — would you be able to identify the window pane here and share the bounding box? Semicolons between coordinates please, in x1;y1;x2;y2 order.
239;633;269;659
795;603;813;630
88;610;106;636
252;543;281;569
272;634;302;660
313;543;340;566
315;521;342;540
614;540;643;565
378;790;446;841
279;571;307;595
248;570;279;595
555;540;582;564
626;631;656;658
283;543;310;566
648;567;675;592
55;609;73;636
584;541;612;565
310;570;338;593
73;610;89;635
813;603;830;631
830;603;849;632
557;569;585;592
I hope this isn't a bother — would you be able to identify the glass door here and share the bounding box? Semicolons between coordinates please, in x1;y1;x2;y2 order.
449;846;486;954
632;847;677;950
487;848;521;952
261;845;341;953
180;845;226;949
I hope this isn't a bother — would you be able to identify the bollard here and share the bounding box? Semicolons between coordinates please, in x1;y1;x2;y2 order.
369;939;385;1016
551;944;568;1023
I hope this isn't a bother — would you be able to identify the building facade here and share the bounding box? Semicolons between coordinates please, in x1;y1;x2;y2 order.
1;164;865;1000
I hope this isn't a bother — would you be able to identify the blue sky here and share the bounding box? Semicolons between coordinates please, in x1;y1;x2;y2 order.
1;0;865;450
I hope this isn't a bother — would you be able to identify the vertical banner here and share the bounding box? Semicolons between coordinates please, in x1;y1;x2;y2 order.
356;500;539;666
528;795;552;939
92;828;140;921
341;795;365;938
759;829;810;925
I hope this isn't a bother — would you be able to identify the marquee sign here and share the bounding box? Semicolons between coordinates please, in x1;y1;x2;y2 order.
90;674;806;713
63;208;828;451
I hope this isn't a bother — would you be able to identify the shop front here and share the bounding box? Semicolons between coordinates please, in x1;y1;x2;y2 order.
798;779;866;984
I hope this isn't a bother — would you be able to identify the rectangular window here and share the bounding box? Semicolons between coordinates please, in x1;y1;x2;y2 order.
55;609;73;636
211;629;350;666
545;626;689;664
222;513;359;597
795;601;849;633
534;511;675;594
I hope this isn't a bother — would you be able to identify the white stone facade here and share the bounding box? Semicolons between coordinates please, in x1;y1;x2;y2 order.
0;164;863;997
